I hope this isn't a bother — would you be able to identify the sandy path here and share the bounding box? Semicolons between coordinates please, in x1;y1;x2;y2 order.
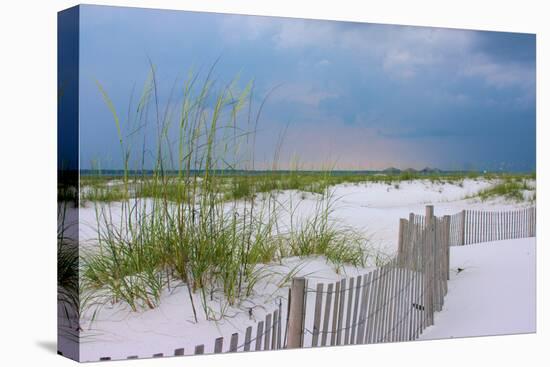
419;238;536;340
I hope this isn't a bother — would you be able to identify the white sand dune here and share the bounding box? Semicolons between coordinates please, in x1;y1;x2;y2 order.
419;238;536;340
77;178;536;361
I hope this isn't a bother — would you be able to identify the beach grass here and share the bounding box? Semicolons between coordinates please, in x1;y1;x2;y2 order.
80;170;535;204
81;65;379;320
475;176;535;202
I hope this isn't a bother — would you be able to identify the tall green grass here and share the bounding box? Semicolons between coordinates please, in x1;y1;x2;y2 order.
81;65;375;321
283;188;369;271
58;197;80;330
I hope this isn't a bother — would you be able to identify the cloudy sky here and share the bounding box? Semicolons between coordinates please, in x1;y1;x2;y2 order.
78;5;536;171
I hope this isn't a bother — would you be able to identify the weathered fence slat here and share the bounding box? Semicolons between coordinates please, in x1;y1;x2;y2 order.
382;265;392;342
336;279;346;345
287;277;306;348
264;313;272;351
397;261;406;339
272;309;279;350
370;268;382;343
388;262;398;342
396;266;405;342
230;333;238;352
255;321;264;351
376;266;389;342
350;275;362;344
344;277;355;345
244;326;252;351
311;283;323;347
194;345;204;355
330;281;341;346
363;271;374;344
321;283;333;346
277;300;282;349
214;337;223;354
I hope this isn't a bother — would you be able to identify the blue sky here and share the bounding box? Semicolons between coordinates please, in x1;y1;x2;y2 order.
79;5;536;171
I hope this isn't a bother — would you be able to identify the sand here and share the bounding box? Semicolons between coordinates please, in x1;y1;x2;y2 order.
75;178;536;361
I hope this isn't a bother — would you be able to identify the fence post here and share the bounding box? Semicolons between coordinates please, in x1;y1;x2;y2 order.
425;205;434;226
398;218;406;263
443;215;451;281
425;205;435;326
287;277;306;349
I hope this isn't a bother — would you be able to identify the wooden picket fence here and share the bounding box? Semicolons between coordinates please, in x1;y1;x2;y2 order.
448;206;536;246
286;205;536;348
98;301;286;360
97;205;536;360
287;206;450;348
192;302;285;355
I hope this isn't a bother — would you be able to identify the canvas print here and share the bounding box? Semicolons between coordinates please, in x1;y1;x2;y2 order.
57;4;536;362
